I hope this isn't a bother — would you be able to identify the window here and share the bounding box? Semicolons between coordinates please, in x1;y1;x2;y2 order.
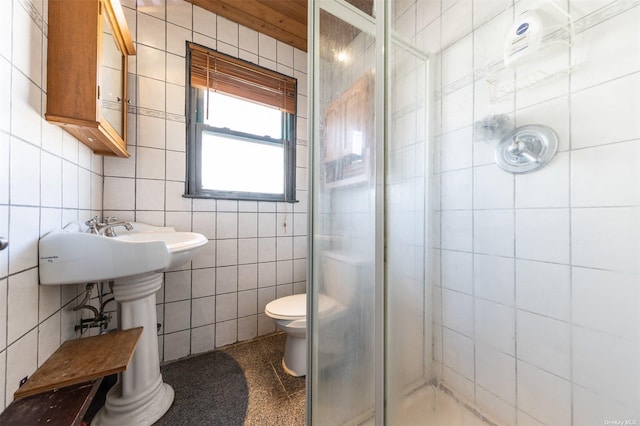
186;42;297;201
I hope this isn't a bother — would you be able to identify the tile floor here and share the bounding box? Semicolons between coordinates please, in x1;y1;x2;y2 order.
86;333;305;425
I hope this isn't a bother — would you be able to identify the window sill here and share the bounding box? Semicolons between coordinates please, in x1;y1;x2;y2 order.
183;193;298;203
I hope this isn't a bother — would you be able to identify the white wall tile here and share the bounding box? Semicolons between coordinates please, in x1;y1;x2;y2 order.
475;344;516;405
6;329;37;405
442;85;474;133
136;147;166;179
216;212;237;239
165;270;191;302
12;3;41;87
238;315;257;341
136;44;166;81
571;73;640;149
515;151;569;209
442;328;474;380
166;0;192;29
515;260;570;321
475;386;516;426
7;268;38;345
192;240;215;269
165;181;191;211
474;165;513;210
441;250;473;294
276;260;293;285
238;289;257;317
0;132;9;203
215;320;237;347
238;213;257;238
192;212;215;239
572;267;639;341
238;264;257;291
517;310;571;379
442;35;473;87
8;206;39;274
573;326;640;408
571;6;640;92
138;76;166;111
193;6;216;38
11;71;41;147
164;330;190;361
191;324;215;354
276;237;292;261
192;296;215;327
216;15;238;47
473;210;514;257
515;208;570;264
517;361;571;426
474;254;514;306
137;115;166;149
10;138;40;206
571;140;640;207
474;299;515;355
136;179;165;211
441;211;473;252
164;300;191;333
137;12;166;50
238;238;258;265
0;0;11;61
441;127;474;172
441;0;472;48
443;366;475;404
573;384;639;426
572;207;640;273
103;177;135;211
216;292;237;322
192;268;215;298
441;169;472;210
37;312;60;367
216;266;237;294
442;289;473;337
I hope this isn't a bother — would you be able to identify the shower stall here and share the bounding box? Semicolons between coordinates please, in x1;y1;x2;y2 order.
308;0;639;425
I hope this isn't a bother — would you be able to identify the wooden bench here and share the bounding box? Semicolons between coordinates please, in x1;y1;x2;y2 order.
0;328;142;426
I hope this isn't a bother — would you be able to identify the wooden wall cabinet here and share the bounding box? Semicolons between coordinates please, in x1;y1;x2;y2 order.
46;0;135;157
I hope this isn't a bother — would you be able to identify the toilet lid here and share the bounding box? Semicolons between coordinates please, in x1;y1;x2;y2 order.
265;294;338;320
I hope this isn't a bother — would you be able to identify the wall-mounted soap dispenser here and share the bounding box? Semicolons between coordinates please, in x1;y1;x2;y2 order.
487;0;576;102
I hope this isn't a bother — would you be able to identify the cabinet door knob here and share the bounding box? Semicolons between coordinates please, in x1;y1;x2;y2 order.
0;237;8;251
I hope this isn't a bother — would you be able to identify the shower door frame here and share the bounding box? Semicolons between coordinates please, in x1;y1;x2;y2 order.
307;1;432;424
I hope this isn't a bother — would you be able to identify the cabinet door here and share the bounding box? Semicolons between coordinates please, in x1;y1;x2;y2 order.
100;2;126;140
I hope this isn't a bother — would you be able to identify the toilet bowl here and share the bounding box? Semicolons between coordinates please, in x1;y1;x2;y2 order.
265;251;361;377
265;293;343;377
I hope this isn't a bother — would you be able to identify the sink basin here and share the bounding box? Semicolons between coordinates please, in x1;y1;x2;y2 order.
39;223;207;285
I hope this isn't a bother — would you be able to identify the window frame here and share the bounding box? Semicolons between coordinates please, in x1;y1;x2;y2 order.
185;42;297;202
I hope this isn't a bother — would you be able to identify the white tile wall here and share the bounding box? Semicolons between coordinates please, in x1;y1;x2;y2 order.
0;0;307;415
99;1;309;363
429;0;640;424
0;0;105;411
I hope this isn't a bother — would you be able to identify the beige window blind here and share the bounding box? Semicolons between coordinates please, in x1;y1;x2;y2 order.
189;42;297;114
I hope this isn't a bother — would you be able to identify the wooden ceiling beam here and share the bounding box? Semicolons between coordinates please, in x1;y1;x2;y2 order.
186;0;308;52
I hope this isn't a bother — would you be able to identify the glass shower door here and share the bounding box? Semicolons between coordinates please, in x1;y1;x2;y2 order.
310;1;430;424
310;2;378;424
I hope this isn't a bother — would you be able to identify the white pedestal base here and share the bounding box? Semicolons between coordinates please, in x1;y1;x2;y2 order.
283;333;306;377
92;272;173;426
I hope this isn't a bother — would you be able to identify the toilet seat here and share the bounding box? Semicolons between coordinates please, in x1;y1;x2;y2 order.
265;293;340;320
265;294;306;320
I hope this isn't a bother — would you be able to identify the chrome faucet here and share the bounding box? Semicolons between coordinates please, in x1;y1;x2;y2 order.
85;216;133;237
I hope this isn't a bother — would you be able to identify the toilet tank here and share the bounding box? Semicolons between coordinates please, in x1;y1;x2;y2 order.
320;251;363;305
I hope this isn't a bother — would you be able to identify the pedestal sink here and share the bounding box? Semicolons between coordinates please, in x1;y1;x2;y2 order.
39;223;207;425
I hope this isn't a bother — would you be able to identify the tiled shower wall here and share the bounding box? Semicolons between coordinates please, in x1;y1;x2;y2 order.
103;0;308;362
426;0;640;424
0;0;105;409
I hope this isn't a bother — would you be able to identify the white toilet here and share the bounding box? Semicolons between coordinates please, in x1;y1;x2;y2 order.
264;251;360;377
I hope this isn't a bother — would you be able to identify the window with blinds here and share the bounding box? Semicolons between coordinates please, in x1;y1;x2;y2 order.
185;42;298;202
